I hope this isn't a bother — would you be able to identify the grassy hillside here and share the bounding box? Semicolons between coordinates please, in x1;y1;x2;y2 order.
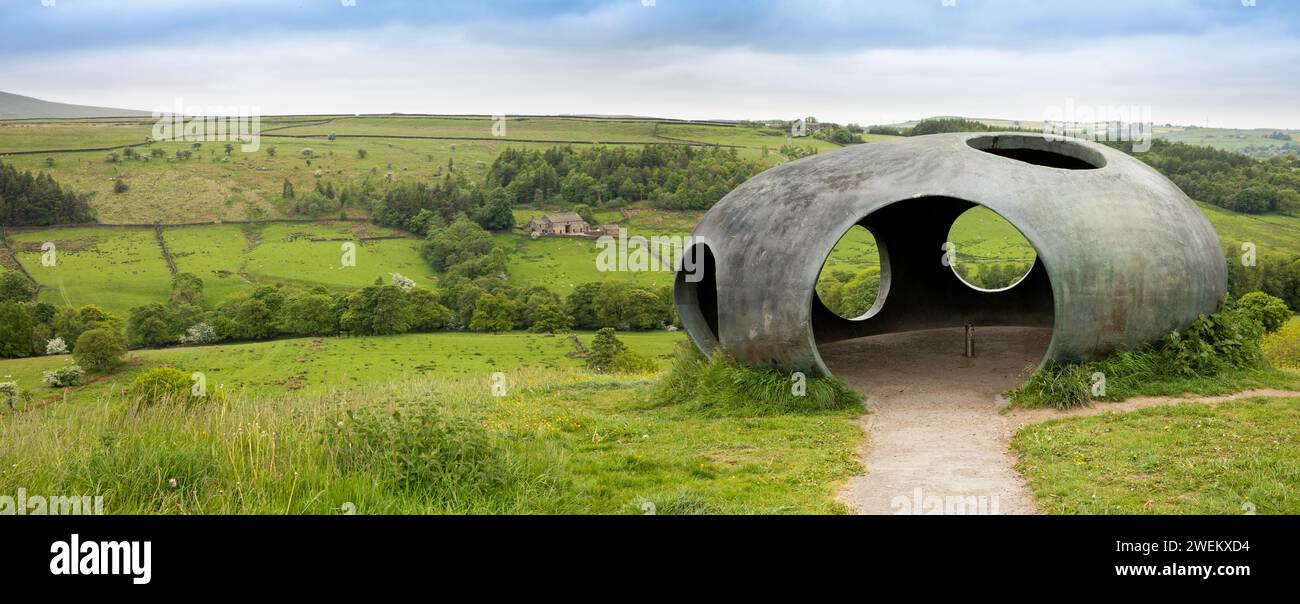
0;330;686;407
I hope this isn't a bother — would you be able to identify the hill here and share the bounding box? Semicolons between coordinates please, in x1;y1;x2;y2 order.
0;90;150;120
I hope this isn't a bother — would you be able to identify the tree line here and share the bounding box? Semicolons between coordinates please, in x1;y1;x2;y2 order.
0;160;96;226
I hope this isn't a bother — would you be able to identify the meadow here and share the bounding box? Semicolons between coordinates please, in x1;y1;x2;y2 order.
1014;396;1300;514
0;331;866;514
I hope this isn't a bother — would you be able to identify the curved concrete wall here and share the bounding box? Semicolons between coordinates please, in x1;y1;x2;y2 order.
673;132;1227;377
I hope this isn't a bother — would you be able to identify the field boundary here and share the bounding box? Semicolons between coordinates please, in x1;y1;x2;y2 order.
0;227;43;295
259;132;742;148
154;224;177;275
1;217;373;232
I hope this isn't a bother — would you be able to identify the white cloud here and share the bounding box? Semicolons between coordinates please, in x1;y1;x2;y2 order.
6;22;1298;128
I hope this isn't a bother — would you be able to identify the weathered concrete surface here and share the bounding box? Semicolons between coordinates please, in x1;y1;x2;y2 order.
674;132;1226;376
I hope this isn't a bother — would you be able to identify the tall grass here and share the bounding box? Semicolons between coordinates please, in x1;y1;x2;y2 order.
650;343;863;416
0;371;577;514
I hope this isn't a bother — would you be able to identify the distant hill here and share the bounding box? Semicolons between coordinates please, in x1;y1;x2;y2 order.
0;91;149;120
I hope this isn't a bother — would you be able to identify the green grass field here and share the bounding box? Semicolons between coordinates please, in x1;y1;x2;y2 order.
1013;396;1300;514
0;330;686;406
9;226;173;315
0;329;867;514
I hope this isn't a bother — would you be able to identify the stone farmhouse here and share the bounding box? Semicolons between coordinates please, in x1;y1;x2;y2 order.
525;212;591;236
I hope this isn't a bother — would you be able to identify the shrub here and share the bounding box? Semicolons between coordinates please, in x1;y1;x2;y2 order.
610;349;657;374
42;364;84;388
326;405;532;504
113;179;129;194
1010;302;1268;409
126;367;195;406
1262;320;1300;369
651;343;862;416
0;380;18;410
1234;292;1292;333
178;322;219;345
72;328;126;373
586;328;626;372
44;337;68;355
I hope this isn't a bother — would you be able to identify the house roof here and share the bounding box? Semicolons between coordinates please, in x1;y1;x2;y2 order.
544;212;584;223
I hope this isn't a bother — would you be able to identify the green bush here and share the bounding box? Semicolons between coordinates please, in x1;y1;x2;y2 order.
610;349;658;374
1263;320;1300;369
127;367;194;406
1010;302;1267;409
72;328;126;373
651;343;862;416
586;328;627;372
1234;292;1292;333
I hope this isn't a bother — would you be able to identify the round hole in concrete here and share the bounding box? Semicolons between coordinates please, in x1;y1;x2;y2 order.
815;224;885;320
946;206;1037;292
966;134;1105;170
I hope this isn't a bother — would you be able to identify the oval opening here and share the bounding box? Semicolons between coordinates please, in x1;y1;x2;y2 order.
966;134;1105;170
946;206;1037;291
815;224;884;320
673;242;719;351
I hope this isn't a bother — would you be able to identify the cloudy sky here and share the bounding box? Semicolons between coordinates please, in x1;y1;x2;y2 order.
3;0;1298;127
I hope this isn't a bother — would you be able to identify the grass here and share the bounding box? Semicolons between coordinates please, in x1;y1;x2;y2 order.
0;330;688;406
1013;396;1300;514
9;226;172;315
495;232;674;294
242;222;430;292
0;340;864;514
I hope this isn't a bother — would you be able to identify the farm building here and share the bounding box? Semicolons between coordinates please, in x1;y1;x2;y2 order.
525;212;591;236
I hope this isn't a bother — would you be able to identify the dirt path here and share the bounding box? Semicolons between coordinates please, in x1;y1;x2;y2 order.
822;327;1300;515
823;327;1049;514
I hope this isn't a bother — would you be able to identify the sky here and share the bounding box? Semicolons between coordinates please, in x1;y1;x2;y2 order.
2;0;1299;128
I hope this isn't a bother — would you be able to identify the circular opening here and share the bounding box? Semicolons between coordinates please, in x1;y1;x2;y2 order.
966;134;1105;170
946;206;1037;291
673;241;719;351
815;224;884;319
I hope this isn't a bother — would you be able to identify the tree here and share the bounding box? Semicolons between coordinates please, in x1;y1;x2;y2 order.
422;216;499;272
282;178;295;199
235;298;275;340
340;285;414;335
527;302;573;333
73;328;126;373
587;328;626;372
0;301;32;358
170;273;205;307
278;292;338;336
407;288;451;331
475;187;515;231
357;148;368;159
468;293;517;332
0;271;35;303
266;146;277;158
566;282;603;329
127;304;174;348
572;204;596;226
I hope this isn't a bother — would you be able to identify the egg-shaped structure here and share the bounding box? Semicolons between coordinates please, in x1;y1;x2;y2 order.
673;132;1226;377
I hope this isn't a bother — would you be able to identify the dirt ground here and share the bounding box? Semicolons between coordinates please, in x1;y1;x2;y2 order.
821;326;1051;515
